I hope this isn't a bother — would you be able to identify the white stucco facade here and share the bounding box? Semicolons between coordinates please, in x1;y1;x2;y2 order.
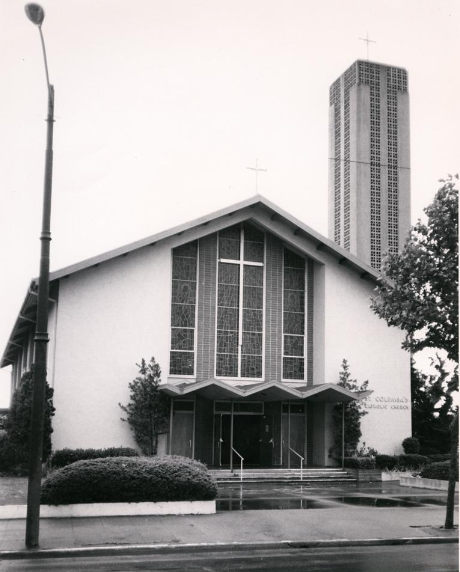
2;196;411;461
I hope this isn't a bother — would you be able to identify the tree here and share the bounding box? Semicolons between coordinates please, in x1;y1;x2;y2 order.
332;360;369;457
371;176;458;361
411;358;456;454
0;366;55;472
119;358;171;456
371;176;458;529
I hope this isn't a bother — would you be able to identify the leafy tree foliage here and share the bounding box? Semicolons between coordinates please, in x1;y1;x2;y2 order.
119;358;171;456
371;176;458;529
332;360;369;456
411;358;457;454
371;176;458;362
0;367;55;471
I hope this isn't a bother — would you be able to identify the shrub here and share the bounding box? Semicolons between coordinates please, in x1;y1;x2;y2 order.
421;461;457;481
119;358;170;455
376;454;399;470
48;447;139;469
159;455;208;472
397;454;429;470
343;457;376;469
402;437;420;454
41;455;217;505
332;360;369;456
0;368;55;472
427;454;451;463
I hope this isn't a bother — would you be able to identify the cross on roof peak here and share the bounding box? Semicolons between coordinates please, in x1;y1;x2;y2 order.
359;32;377;60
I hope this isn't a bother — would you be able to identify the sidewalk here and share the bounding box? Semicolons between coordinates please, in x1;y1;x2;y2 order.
0;479;457;558
0;502;457;558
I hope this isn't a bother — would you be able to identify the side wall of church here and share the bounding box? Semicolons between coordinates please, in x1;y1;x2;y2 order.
51;242;172;451
319;261;411;455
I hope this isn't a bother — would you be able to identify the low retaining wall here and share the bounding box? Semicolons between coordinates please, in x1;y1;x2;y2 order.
0;500;216;520
345;469;382;483
400;477;459;491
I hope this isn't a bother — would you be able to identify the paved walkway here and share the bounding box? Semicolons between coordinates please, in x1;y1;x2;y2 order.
0;480;457;556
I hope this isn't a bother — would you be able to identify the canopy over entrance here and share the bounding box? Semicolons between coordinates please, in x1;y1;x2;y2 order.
160;378;361;402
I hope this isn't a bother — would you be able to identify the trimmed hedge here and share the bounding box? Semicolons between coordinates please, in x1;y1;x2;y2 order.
41;456;217;505
343;457;376;469
376;454;398;470
420;461;457;481
49;447;139;469
397;454;429;470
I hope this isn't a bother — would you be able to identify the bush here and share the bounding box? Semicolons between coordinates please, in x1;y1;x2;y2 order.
397;454;429;470
421;461;457;481
376;455;399;470
41;455;217;505
427;454;451;463
159;455;208;472
0;368;55;472
49;447;139;469
343;457;376;469
402;437;420;454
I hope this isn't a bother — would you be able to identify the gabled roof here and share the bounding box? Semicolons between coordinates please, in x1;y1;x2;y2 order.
1;195;379;368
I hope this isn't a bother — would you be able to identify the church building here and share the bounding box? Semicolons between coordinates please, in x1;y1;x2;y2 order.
1;195;411;467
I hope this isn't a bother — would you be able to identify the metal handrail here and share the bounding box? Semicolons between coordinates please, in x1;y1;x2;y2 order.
289;447;304;481
231;447;244;482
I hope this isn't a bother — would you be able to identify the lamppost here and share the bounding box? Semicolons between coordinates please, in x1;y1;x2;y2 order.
24;3;55;549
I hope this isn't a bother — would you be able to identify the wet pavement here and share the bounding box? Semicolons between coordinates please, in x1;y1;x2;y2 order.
216;481;458;511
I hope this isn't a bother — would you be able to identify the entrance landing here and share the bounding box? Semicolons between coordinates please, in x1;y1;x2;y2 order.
216;481;458;512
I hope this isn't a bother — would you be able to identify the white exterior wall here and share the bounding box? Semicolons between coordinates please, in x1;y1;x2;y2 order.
52;243;172;450
322;261;411;455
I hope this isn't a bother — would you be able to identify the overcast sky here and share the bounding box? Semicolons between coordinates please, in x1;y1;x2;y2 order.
0;0;458;407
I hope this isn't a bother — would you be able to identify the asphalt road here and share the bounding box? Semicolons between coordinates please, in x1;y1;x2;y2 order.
1;544;458;572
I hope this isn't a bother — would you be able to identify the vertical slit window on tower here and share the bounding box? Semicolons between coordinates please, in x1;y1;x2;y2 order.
170;240;198;375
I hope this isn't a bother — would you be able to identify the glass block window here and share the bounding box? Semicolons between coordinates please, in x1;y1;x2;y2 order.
216;222;264;379
170;241;198;375
283;249;305;380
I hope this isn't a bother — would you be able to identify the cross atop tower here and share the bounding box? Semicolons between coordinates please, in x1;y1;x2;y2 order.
359;31;376;60
247;158;267;193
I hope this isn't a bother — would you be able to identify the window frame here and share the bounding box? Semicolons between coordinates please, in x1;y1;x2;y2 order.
215;223;266;381
169;241;199;378
282;247;307;382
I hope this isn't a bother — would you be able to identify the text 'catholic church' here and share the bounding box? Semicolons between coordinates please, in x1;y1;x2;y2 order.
1;60;411;468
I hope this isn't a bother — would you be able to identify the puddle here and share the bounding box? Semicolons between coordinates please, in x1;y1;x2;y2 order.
217;498;329;511
327;496;424;507
394;496;448;506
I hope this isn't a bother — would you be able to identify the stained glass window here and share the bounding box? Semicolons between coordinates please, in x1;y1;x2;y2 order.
216;222;264;378
170;241;197;375
283;249;305;380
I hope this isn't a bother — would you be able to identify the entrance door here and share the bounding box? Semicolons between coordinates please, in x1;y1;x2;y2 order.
282;405;305;467
171;411;193;458
233;416;261;466
259;413;274;467
214;414;262;467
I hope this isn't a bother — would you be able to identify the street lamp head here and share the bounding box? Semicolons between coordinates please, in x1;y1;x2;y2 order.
25;3;45;26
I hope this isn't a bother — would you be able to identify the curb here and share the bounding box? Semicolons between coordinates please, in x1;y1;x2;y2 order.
1;537;458;560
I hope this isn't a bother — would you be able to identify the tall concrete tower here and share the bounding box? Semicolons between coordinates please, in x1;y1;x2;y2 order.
328;60;411;269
